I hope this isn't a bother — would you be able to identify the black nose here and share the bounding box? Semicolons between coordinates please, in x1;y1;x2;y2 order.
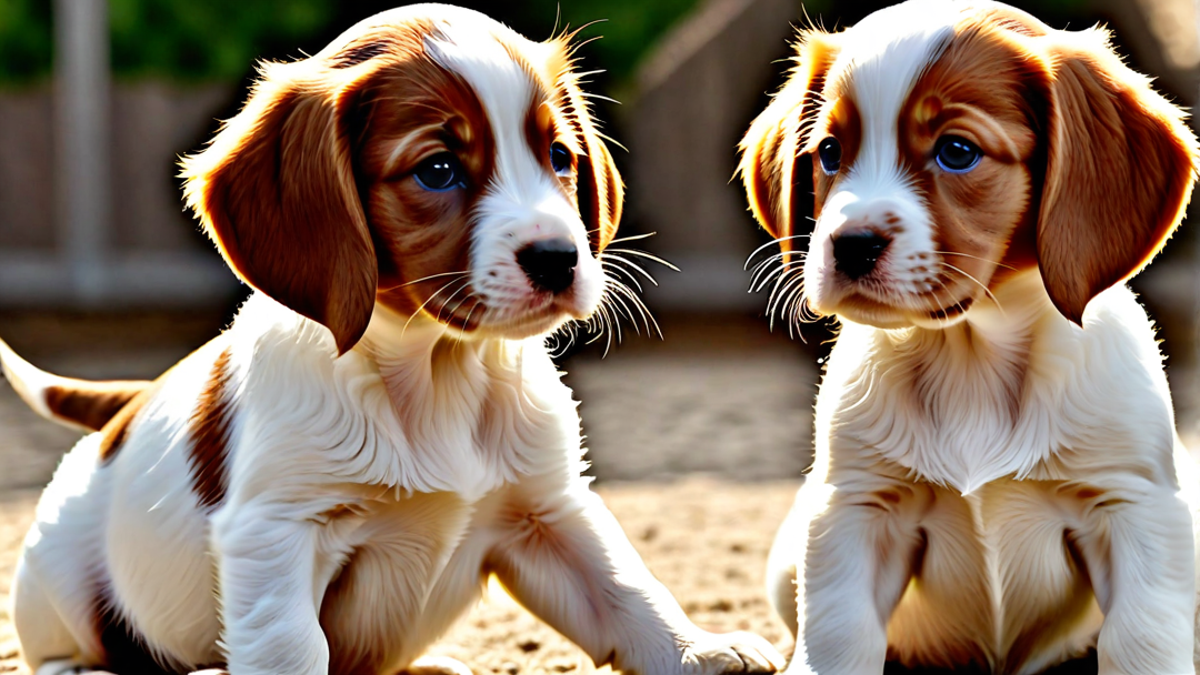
517;238;578;294
832;231;891;280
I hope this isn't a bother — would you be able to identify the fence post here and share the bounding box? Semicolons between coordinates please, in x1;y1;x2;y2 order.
53;0;110;306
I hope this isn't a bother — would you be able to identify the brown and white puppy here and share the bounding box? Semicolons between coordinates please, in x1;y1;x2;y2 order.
739;1;1200;673
2;5;784;675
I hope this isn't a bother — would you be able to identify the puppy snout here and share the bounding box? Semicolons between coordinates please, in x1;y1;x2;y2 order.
832;229;891;280
517;238;578;294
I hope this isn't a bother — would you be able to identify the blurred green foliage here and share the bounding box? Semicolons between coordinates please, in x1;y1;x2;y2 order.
0;0;700;86
108;0;334;81
0;0;52;85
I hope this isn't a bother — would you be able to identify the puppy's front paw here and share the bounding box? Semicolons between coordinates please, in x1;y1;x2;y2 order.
685;631;786;674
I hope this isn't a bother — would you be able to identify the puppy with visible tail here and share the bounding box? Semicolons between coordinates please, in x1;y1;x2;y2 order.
0;338;150;433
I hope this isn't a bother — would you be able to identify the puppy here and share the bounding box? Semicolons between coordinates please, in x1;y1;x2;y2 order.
739;1;1200;673
3;5;784;675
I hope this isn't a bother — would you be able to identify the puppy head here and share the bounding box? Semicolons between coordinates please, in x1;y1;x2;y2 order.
183;4;623;353
739;0;1198;329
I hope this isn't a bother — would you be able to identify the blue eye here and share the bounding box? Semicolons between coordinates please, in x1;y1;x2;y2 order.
935;136;983;173
817;137;841;175
550;142;572;175
413;152;465;191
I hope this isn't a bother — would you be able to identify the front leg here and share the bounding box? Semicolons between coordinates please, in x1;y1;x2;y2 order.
211;502;336;675
774;481;926;675
1069;481;1196;675
487;478;784;675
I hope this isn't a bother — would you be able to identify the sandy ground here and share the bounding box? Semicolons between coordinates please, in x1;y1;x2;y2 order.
0;312;816;674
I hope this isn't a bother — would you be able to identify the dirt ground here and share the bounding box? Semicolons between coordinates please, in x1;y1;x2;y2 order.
0;312;815;674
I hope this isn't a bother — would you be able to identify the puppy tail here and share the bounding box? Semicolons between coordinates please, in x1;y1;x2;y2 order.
0;337;152;433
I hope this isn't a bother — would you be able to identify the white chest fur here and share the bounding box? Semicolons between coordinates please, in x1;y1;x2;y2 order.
816;273;1178;494
225;296;585;504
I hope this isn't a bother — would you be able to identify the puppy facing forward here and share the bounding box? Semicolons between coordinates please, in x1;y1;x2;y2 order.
739;1;1200;673
1;6;784;675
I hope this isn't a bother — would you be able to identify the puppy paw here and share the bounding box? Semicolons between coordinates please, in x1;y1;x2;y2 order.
401;655;474;675
685;631;786;674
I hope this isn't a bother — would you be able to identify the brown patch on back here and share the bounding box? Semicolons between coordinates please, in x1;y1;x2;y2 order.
97;384;158;464
94;336;226;466
188;347;236;510
45;379;152;432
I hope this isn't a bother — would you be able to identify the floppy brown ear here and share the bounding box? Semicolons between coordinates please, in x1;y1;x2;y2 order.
1034;28;1199;324
182;60;377;355
553;64;624;253
578;135;624;252
738;30;840;254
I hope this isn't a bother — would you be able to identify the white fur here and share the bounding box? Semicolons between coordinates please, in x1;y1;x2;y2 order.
773;273;1200;675
8;11;781;675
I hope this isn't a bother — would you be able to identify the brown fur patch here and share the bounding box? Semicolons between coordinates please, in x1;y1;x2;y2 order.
92;587;173;674
898;23;1044;303
97;384;157;465
358;53;496;327
550;73;623;254
187;348;236;510
45;380;151;432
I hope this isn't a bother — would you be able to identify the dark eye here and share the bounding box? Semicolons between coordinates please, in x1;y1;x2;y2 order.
550;142;572;175
413;152;465;191
817;137;841;175
935;136;983;174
